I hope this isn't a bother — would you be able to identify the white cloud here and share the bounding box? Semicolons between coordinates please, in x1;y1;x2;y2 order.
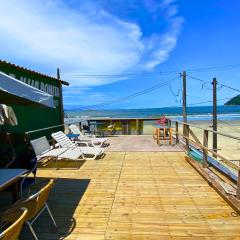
0;0;183;90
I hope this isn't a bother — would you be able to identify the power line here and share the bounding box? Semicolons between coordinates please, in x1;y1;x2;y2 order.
187;74;240;93
185;63;240;73
220;84;240;93
186;74;211;84
80;76;179;110
188;97;232;106
62;63;240;78
62;71;175;78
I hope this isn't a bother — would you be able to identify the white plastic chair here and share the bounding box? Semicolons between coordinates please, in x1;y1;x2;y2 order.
30;136;85;168
69;124;108;147
51;131;105;160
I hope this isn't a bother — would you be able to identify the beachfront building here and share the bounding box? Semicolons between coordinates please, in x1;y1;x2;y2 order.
0;60;69;164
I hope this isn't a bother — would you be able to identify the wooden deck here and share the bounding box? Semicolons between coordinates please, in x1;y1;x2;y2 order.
105;135;183;152
19;152;240;239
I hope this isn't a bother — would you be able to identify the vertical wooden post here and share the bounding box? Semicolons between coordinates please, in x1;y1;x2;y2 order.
175;121;179;144
79;121;82;130
182;71;187;123
184;123;189;151
168;119;172;127
157;128;160;145
126;120;129;135
186;124;190;151
203;129;209;168
212;78;218;157
57;68;64;125
136;119;139;135
237;170;240;199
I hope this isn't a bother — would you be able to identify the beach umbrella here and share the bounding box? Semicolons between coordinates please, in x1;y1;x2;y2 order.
0;71;54;108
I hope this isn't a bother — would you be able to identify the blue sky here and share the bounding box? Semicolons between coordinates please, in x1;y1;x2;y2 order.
0;0;240;109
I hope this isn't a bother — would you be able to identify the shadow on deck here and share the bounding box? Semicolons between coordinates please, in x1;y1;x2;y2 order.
0;178;90;240
15;152;240;239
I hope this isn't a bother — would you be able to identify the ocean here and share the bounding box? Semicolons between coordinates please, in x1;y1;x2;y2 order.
64;105;240;123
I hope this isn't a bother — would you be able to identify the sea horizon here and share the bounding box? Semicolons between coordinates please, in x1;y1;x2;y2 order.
64;105;240;123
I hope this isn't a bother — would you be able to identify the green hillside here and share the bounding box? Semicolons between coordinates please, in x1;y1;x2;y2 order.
224;95;240;105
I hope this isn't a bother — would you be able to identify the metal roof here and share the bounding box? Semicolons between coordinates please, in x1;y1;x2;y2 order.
0;59;69;86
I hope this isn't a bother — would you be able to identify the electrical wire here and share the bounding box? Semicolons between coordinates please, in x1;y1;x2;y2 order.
188;97;232;106
220;84;240;93
62;63;240;78
62;71;175;78
78;76;180;110
186;74;212;84
187;74;240;93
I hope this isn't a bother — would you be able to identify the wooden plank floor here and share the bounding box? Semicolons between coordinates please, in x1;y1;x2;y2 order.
20;152;240;239
106;135;182;152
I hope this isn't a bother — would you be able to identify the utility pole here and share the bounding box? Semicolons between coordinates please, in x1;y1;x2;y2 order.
57;68;64;125
182;71;187;123
182;71;189;151
212;78;218;157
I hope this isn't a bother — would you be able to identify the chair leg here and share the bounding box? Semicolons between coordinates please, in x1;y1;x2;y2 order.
26;221;39;240
45;203;58;229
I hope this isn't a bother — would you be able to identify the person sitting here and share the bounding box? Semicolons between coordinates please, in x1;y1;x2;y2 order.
156;116;167;125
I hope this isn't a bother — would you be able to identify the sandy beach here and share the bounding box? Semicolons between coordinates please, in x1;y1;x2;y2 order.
187;120;240;162
144;120;240;162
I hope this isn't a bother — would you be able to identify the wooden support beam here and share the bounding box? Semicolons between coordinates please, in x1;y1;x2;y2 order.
237;170;240;200
136;119;139;135
203;129;209;168
175;121;179;144
183;123;190;151
189;128;202;145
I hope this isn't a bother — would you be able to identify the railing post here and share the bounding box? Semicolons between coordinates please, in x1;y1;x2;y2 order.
203;129;209;168
175;121;179;144
183;123;189;151
237;170;240;199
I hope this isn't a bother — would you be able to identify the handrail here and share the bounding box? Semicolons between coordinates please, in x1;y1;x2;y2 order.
173;120;240;141
25;124;64;135
168;118;240;199
176;131;240;171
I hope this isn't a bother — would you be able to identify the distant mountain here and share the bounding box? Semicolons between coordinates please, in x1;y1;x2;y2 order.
224;95;240;105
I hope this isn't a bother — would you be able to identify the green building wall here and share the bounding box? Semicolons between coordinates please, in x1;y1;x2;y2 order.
0;61;66;163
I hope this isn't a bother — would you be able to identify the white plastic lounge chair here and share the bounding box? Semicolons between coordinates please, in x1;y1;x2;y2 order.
30;136;68;161
51;131;105;160
30;136;85;168
69;124;108;147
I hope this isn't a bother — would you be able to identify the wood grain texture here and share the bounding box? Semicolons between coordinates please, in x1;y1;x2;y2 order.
18;152;240;239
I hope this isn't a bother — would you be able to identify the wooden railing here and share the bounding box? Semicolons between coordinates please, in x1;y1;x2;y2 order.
169;119;240;200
